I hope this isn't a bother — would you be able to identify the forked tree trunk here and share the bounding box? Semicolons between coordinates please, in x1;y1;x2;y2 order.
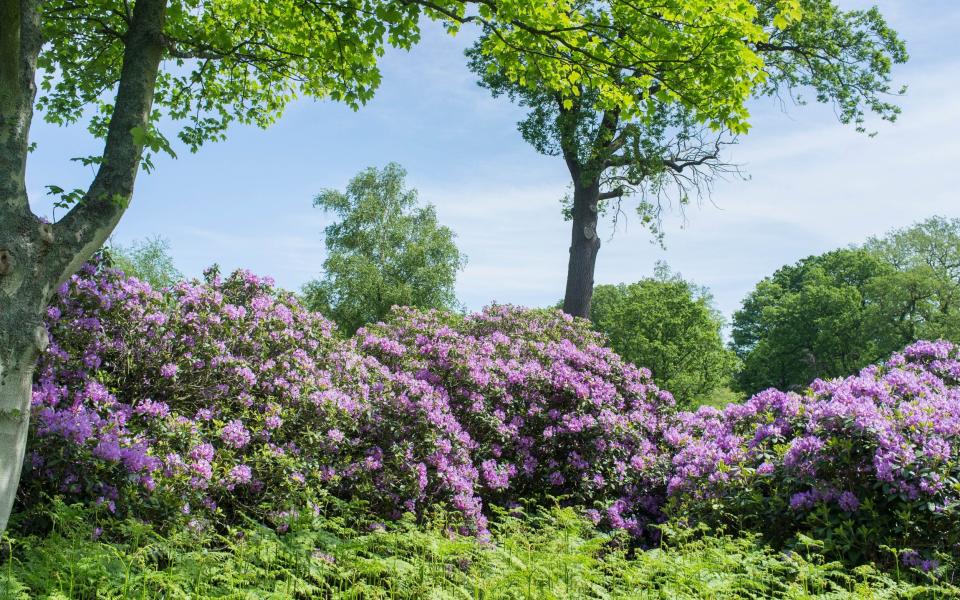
0;0;167;534
562;181;601;318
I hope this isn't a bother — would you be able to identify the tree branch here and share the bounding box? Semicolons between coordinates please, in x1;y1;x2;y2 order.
663;152;719;173
598;188;625;201
47;0;168;285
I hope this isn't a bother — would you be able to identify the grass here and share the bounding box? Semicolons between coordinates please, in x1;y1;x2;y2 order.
1;499;956;599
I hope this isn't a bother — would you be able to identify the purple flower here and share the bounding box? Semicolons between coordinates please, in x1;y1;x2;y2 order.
756;462;775;475
229;464;252;485
221;419;251;449
135;398;170;418
837;491;859;512
189;443;215;462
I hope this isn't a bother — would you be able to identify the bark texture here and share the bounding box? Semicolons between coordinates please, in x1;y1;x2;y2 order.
0;348;38;533
0;0;47;533
0;207;51;532
562;181;601;318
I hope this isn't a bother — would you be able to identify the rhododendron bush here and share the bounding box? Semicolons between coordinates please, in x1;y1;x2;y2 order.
359;306;675;536
21;263;672;537
17;263;960;566
25;263;361;529
665;340;960;564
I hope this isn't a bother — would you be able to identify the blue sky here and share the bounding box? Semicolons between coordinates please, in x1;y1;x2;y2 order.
25;1;960;323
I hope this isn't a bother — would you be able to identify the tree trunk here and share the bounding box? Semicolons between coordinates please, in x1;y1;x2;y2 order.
0;201;52;535
0;0;167;534
0;342;39;533
0;202;52;535
562;181;601;318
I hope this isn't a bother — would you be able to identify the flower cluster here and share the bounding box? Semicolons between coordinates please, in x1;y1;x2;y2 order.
664;340;960;561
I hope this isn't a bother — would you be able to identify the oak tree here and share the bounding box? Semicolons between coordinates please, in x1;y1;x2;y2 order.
731;222;960;396
731;248;894;394
467;0;907;317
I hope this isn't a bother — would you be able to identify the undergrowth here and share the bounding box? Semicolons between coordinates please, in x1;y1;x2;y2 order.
1;499;956;599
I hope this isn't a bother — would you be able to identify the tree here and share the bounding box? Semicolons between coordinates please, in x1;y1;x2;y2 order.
3;0;766;533
107;236;182;289
732;248;913;394
733;219;960;395
467;0;907;317
864;216;960;342
591;264;736;406
304;164;465;334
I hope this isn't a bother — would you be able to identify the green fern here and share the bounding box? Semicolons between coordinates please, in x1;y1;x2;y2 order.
1;499;956;599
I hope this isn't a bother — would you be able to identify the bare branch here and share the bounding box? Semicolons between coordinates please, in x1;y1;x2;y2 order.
598;188;625;201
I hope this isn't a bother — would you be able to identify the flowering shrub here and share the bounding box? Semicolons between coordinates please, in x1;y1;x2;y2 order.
25;261;959;567
665;340;960;564
23;265;671;538
359;305;675;538
25;262;501;534
25;262;366;528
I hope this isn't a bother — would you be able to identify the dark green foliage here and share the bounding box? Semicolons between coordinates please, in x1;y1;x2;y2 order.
303;164;466;334
733;217;960;395
591;266;737;407
732;248;893;393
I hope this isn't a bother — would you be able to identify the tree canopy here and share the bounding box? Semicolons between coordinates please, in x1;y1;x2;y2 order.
591;264;737;406
864;216;960;342
733;219;960;394
304;163;465;334
732;249;892;393
466;0;907;317
107;236;182;289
